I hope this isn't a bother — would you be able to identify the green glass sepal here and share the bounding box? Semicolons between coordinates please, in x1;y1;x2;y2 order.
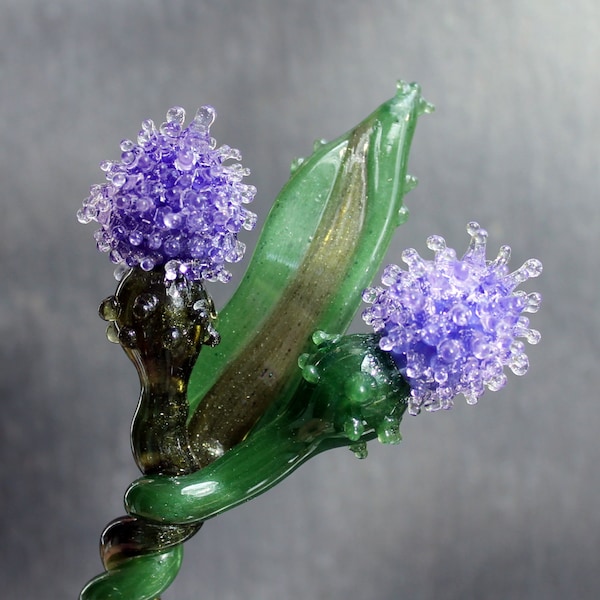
99;266;219;475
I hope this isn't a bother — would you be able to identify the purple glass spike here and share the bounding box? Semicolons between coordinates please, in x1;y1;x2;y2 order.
78;106;256;283
362;222;542;415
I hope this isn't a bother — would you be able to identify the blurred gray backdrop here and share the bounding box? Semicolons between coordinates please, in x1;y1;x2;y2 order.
1;1;598;599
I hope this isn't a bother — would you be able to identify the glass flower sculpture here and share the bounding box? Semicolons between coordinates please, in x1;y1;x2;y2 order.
77;82;542;600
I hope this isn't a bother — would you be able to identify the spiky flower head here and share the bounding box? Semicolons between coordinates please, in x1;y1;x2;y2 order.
362;222;542;415
77;106;257;283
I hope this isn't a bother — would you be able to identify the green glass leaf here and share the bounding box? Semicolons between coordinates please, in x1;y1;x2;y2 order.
187;82;432;465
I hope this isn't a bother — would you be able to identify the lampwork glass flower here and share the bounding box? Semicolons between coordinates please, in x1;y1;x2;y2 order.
76;85;544;600
77;106;257;283
362;222;542;415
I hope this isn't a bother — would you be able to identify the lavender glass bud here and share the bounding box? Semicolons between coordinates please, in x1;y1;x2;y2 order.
362;222;542;415
78;106;257;283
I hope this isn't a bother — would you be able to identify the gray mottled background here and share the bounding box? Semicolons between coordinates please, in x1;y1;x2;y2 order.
1;1;598;599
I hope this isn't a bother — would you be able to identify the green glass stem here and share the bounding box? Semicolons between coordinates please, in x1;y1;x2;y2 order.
82;267;219;600
80;545;183;600
99;516;201;571
126;333;409;525
187;82;432;466
99;266;219;475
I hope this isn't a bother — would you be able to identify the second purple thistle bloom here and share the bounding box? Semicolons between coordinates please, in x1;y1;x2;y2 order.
362;222;542;415
77;106;257;283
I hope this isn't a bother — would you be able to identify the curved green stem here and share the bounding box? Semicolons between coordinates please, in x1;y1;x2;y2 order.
99;266;219;475
80;546;183;600
81;268;216;600
126;334;409;525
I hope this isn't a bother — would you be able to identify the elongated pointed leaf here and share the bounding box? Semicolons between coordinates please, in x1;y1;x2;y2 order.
187;82;432;464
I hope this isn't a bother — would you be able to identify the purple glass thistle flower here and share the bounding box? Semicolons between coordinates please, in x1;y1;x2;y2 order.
362;222;542;415
77;106;257;283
